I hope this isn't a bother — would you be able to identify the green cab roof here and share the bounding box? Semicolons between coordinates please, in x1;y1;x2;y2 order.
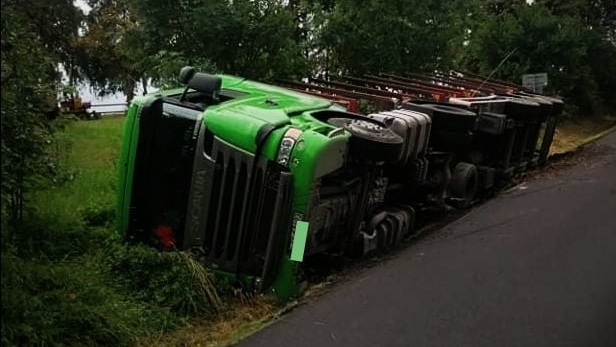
157;74;336;121
217;74;334;116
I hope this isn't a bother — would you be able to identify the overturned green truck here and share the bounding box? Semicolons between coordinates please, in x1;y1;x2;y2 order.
116;67;563;299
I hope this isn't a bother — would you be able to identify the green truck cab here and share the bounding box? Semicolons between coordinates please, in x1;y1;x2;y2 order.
116;67;394;298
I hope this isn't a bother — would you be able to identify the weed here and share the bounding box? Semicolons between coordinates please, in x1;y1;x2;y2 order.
105;244;221;316
80;204;116;228
1;248;155;347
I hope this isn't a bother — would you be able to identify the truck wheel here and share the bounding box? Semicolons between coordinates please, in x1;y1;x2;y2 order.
448;162;479;201
328;117;404;163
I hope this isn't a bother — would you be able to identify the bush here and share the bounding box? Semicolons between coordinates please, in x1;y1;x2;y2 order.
0;213;224;347
80;204;116;228
0;249;161;347
105;244;221;317
6;215;111;260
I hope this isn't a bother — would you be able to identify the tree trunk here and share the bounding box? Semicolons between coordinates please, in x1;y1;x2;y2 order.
141;77;148;96
123;78;136;104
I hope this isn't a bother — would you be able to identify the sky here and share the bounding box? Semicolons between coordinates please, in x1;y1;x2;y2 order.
74;0;91;14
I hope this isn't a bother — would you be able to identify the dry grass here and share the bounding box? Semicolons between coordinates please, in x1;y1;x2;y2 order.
550;115;616;155
136;295;287;347
169;252;223;313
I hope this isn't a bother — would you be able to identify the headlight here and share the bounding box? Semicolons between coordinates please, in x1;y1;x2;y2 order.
277;128;302;166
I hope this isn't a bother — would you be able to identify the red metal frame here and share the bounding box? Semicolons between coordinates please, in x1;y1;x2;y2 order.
276;79;396;111
274;71;529;114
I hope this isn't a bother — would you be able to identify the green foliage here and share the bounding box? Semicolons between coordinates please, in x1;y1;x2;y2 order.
536;0;616;38
1;0;69;224
144;50;218;89
127;0;310;81
317;0;473;76
1;115;221;346
81;204;117;228
463;2;616;116
1;241;192;346
1;249;151;347
9;0;83;64
106;244;222;316
1;226;219;347
7;214;110;260
72;0;143;102
31;118;122;228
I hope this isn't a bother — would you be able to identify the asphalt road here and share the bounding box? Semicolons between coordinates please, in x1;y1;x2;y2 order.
237;130;616;347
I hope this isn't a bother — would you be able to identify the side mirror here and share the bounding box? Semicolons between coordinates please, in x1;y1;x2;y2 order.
179;66;196;85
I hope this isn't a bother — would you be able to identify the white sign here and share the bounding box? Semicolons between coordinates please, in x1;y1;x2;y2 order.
522;73;548;93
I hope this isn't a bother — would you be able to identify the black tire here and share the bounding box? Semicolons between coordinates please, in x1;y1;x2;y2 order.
401;102;477;132
328;117;404;163
447;162;479;201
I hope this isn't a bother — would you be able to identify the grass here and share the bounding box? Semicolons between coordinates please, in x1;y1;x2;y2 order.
137;295;284;347
549;114;616;155
31;116;124;227
2;116;221;347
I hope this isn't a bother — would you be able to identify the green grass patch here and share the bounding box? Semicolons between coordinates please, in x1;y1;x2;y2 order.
30;117;124;228
2;117;221;347
1;249;167;347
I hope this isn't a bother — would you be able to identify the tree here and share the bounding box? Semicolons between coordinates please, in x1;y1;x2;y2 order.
536;0;616;39
481;0;528;15
125;0;309;83
463;2;616;115
316;0;473;76
1;0;83;225
72;0;145;102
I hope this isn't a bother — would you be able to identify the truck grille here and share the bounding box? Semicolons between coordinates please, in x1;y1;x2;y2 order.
185;133;293;285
